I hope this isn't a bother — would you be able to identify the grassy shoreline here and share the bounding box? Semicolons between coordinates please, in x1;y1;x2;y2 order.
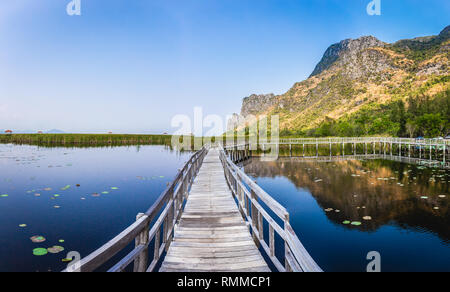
0;134;176;147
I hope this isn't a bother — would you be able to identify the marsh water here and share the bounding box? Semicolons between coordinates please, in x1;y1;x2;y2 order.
242;157;450;272
0;144;191;272
0;144;449;272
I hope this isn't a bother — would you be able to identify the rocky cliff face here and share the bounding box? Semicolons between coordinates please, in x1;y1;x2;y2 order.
232;26;450;133
310;36;386;77
240;93;277;116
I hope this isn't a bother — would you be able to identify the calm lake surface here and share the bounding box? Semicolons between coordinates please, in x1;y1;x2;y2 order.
242;157;450;272
0;144;191;272
1;144;449;272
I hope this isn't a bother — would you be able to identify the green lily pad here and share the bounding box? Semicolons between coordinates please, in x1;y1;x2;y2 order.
62;258;73;263
111;187;119;190
33;248;48;256
30;236;46;243
351;221;362;226
47;246;64;254
61;185;71;191
53;194;60;197
101;191;109;194
1;194;8;197
342;221;351;225
58;239;65;243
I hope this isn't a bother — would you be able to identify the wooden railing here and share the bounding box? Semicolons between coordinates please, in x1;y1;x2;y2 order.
63;147;208;272
219;147;322;272
258;137;450;146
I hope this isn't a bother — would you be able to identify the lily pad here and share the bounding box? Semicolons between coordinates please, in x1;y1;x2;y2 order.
62;258;73;263
61;185;71;191
342;220;351;225
111;187;119;190
420;196;428;199
30;236;46;243
47;246;64;254
351;221;362;226
19;224;27;228
58;239;65;243
101;191;109;194
33;248;48;256
53;194;60;197
1;194;8;197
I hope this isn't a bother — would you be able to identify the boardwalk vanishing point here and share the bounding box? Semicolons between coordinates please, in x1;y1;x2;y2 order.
63;145;322;272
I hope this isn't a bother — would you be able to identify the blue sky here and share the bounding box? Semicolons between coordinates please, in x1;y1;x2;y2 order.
0;0;448;134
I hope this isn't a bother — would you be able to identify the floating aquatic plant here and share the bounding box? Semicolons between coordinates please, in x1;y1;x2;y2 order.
342;221;351;225
33;248;48;256
47;246;64;254
351;221;362;226
61;185;70;191
30;236;46;243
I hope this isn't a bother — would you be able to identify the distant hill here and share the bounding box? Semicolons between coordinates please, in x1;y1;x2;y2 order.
45;129;65;134
231;26;450;137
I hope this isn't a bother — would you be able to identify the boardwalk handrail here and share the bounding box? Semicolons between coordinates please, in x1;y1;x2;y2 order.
219;146;323;272
62;147;208;272
257;137;450;146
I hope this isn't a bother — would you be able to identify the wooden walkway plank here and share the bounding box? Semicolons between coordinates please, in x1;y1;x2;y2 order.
159;149;270;272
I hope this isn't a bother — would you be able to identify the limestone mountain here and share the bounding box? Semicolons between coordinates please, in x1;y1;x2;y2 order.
232;26;450;137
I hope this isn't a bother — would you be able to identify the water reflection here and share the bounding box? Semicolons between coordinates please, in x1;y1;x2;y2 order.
243;157;450;243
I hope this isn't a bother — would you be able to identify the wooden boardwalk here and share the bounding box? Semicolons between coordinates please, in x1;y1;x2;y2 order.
159;149;270;272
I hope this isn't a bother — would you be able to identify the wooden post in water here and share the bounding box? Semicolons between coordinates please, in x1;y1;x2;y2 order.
133;213;149;272
443;144;446;164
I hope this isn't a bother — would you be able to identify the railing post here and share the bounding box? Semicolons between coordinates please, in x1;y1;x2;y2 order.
250;190;260;248
133;213;149;272
269;225;275;257
283;213;292;272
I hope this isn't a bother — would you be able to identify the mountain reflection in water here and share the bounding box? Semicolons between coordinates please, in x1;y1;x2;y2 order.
242;157;450;243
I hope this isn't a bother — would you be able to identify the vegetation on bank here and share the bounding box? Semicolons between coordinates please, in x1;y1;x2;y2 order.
0;134;175;147
0;134;228;148
279;88;450;138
